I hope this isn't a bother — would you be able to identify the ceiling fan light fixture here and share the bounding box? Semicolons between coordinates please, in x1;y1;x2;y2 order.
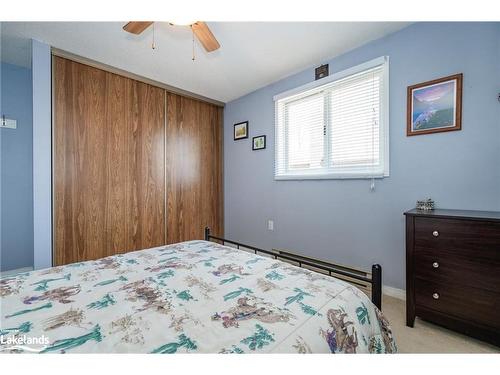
123;21;220;53
169;18;197;26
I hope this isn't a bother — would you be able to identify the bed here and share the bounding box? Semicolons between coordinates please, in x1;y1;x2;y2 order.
0;230;396;354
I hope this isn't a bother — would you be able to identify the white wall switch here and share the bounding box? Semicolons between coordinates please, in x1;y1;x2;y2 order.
1;118;17;129
267;220;274;231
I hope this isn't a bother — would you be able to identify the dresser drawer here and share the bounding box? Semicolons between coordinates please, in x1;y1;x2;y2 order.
414;217;500;253
414;248;500;293
415;278;500;328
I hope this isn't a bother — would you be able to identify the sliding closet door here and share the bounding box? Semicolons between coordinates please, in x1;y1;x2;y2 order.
54;56;165;265
166;93;223;243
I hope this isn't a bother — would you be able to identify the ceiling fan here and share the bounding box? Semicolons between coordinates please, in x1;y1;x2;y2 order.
123;21;220;52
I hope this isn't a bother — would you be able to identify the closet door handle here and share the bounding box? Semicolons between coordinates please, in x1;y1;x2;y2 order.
432;230;439;237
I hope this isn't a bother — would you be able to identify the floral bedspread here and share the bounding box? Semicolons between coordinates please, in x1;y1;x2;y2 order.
0;240;396;353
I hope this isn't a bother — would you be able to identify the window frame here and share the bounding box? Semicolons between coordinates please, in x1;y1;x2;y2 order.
274;56;390;181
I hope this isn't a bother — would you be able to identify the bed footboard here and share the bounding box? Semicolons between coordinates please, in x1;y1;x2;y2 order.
204;227;382;310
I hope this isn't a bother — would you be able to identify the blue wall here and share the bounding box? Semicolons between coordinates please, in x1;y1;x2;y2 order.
1;62;34;271
223;22;500;289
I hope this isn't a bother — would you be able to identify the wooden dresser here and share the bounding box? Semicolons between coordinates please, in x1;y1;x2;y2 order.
405;208;500;346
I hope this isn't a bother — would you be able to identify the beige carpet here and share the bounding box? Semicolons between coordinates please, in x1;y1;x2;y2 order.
382;295;499;353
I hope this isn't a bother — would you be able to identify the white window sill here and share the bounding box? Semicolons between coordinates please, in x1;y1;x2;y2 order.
274;172;389;181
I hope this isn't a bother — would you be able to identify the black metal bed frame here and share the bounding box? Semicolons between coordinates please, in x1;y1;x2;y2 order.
204;227;382;309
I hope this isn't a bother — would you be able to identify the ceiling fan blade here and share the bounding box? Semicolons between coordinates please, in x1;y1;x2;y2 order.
123;22;154;35
191;22;220;52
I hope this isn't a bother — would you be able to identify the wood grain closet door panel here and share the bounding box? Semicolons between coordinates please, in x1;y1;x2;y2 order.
54;57;108;265
129;82;166;251
104;71;131;257
166;93;223;243
54;57;165;265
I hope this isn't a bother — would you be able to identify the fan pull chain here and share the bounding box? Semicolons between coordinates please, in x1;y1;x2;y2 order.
151;23;156;50
192;28;196;61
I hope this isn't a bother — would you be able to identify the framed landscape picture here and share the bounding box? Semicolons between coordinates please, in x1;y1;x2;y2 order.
252;135;266;150
407;73;462;136
234;121;249;140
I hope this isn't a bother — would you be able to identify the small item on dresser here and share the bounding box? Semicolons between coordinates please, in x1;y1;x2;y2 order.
416;198;435;211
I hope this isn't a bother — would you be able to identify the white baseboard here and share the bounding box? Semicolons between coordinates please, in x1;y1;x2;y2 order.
383;285;406;300
0;267;33;278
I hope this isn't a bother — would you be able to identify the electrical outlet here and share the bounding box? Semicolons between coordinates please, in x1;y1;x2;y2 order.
267;220;274;231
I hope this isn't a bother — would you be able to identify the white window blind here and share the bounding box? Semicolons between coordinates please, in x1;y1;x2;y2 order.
275;56;389;180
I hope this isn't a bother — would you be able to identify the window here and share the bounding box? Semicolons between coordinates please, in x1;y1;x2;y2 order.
274;56;389;180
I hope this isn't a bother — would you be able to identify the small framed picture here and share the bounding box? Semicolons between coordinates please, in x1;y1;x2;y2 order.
407;73;462;136
234;121;249;140
252;135;266;150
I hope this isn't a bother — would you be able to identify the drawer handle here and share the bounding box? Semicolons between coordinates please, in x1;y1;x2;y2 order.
432;262;439;268
432;230;439;237
432;293;440;300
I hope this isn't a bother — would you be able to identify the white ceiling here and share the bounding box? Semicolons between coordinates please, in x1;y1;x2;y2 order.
1;22;410;103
